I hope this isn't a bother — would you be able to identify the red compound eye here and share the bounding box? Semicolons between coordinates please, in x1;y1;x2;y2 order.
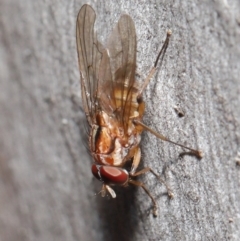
92;164;129;185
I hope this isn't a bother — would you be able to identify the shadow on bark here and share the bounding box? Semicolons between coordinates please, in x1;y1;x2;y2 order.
96;183;139;241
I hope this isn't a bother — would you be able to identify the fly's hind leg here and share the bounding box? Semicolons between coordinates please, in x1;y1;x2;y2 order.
138;30;172;96
129;147;173;216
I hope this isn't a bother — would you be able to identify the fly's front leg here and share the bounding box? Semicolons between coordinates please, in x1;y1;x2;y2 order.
130;147;173;198
131;167;174;199
129;147;158;215
130;147;141;175
129;147;173;216
128;179;158;216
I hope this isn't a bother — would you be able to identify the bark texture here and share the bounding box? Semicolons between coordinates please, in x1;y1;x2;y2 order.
0;1;240;241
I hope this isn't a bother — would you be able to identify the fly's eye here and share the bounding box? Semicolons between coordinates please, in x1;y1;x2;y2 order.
92;164;101;181
91;164;129;185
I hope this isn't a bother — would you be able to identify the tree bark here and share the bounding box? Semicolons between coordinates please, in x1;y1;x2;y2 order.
0;1;240;241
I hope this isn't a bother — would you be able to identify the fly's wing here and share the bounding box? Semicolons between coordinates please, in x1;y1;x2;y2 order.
97;47;116;115
104;14;137;133
76;5;104;125
77;5;137;132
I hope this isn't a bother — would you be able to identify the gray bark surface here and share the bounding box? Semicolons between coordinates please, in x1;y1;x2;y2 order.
0;1;240;241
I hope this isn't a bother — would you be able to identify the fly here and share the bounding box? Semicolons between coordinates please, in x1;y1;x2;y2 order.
76;4;202;216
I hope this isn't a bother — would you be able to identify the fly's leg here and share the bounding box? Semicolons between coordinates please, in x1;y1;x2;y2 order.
131;167;174;199
129;147;141;175
128;179;158;216
129;147;173;216
135;29;203;158
138;30;172;96
130;147;173;197
133;120;203;158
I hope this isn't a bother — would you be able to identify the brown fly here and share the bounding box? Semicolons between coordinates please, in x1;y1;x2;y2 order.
76;4;202;216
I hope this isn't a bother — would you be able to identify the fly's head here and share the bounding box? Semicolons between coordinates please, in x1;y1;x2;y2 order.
91;164;129;198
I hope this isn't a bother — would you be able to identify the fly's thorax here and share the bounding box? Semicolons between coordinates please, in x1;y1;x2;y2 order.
89;111;141;166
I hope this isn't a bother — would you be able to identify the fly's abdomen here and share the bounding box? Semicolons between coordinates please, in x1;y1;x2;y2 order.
113;84;141;120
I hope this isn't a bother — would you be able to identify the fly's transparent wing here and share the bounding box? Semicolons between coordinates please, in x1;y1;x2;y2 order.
105;14;137;132
76;5;104;125
97;48;116;115
77;5;137;133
